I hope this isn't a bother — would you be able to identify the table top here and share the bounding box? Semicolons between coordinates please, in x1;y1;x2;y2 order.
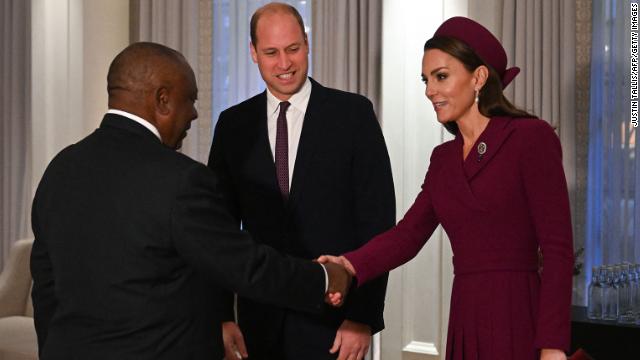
572;306;640;329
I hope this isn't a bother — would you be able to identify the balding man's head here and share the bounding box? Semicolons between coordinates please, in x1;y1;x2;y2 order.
250;2;306;47
107;42;198;150
107;42;187;102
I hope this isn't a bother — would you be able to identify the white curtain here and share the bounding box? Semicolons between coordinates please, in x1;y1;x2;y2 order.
0;0;31;268
499;0;577;212
311;0;382;115
573;0;593;306
130;0;213;163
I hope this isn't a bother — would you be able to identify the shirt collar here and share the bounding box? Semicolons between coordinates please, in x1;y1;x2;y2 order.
266;77;312;115
106;109;162;141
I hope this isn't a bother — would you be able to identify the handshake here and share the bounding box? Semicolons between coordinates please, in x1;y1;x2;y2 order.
318;255;357;307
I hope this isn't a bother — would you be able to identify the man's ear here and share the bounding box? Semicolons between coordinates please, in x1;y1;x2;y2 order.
156;87;171;116
250;42;258;63
304;33;309;54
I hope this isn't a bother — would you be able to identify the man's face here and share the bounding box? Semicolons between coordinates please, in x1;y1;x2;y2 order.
250;12;309;101
156;67;199;150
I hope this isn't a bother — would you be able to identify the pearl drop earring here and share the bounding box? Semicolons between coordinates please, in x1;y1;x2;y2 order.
474;89;479;104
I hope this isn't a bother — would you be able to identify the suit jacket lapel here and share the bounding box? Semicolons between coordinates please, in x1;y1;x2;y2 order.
288;78;328;206
440;139;486;212
463;116;514;181
438;116;514;213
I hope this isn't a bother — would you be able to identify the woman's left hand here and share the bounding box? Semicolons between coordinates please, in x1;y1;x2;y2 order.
540;348;567;360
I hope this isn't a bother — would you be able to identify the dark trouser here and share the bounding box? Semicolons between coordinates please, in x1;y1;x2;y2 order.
244;311;339;360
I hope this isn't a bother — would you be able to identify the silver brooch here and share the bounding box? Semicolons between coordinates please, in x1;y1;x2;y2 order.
477;142;487;155
477;142;487;162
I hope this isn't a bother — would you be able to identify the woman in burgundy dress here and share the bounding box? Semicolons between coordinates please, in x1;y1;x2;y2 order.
321;17;573;360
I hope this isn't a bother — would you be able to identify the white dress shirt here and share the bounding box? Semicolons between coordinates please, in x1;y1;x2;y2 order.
266;77;312;187
107;109;162;141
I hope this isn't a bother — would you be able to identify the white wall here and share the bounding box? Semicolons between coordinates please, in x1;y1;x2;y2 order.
30;0;129;193
379;1;467;359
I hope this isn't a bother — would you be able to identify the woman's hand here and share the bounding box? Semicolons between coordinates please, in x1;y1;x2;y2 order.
540;348;566;360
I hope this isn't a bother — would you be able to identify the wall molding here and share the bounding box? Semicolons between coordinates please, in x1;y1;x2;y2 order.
402;341;440;355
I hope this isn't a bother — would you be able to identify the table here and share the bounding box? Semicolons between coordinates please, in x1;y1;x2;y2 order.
570;306;640;359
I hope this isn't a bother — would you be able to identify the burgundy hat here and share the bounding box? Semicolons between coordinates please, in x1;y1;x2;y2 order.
433;16;520;88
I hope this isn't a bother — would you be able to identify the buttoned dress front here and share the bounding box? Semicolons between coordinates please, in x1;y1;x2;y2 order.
344;116;574;360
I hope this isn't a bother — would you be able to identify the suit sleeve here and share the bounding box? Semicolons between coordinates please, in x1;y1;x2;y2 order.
342;100;396;333
30;192;58;355
207;113;237;322
344;147;441;285
519;122;573;351
171;163;327;315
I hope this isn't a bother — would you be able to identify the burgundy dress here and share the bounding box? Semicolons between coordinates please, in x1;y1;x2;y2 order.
344;116;573;360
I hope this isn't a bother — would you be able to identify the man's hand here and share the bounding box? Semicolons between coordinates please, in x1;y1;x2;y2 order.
329;320;371;360
318;255;356;276
222;321;248;359
324;262;352;306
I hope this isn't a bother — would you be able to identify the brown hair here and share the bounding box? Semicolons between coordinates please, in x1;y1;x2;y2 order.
250;2;306;47
423;36;535;135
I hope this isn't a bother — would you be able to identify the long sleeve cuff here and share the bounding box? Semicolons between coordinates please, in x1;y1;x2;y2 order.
320;263;328;292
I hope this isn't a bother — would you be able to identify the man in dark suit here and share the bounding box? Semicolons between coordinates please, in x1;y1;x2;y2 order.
30;42;352;360
208;3;395;360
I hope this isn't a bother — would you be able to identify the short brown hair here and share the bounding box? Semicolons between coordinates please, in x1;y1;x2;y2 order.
250;2;306;47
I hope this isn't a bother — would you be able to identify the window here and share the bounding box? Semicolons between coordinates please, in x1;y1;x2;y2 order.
585;0;639;293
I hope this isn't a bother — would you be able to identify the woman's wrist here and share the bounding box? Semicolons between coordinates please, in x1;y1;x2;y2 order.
540;348;566;360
